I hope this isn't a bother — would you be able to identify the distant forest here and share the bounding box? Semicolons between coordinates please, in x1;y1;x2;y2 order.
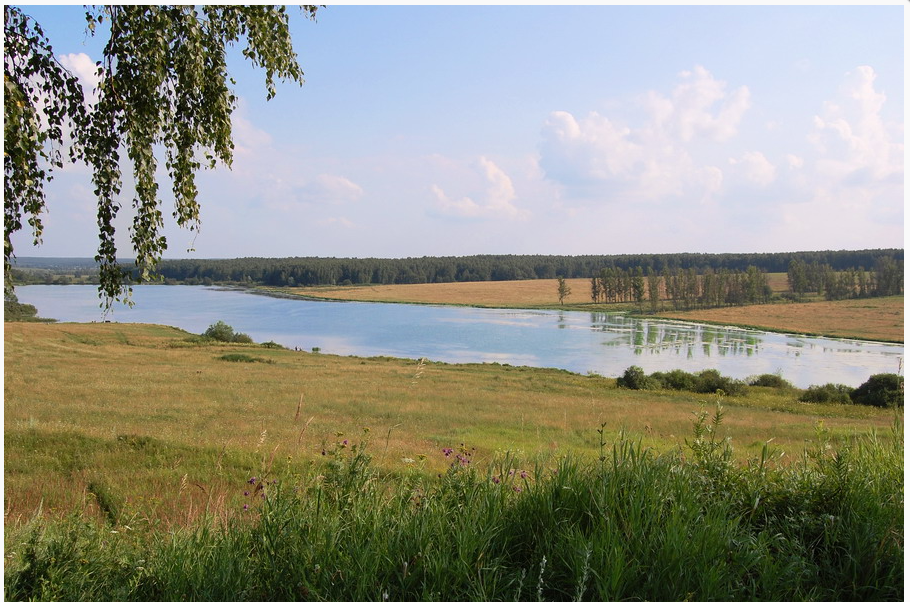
13;249;903;291
149;249;904;289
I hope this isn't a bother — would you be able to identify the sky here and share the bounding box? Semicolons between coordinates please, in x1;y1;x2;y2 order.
9;3;906;261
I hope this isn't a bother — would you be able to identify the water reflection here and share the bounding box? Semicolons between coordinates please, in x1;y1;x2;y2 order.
589;313;762;358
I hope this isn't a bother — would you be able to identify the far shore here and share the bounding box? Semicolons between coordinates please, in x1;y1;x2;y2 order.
252;279;903;344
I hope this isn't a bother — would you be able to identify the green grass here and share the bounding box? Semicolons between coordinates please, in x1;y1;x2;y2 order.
5;322;898;528
4;322;903;599
4;408;903;601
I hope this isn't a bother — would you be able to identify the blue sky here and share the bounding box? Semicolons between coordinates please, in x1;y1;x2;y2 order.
10;4;906;260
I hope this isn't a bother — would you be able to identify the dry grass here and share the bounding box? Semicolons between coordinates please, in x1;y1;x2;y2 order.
661;296;904;343
278;278;598;307
5;321;897;527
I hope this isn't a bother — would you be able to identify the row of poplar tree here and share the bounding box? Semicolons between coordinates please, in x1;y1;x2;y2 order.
587;256;903;313
589;265;772;312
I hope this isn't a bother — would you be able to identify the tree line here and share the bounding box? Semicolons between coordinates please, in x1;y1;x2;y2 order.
787;256;903;301
150;249;903;288
589;265;773;312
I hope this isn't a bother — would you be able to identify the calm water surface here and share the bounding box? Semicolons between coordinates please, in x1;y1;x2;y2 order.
16;285;904;388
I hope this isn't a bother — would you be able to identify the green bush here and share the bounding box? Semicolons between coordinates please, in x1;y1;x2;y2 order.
651;369;698;392
203;320;254;344
693;369;747;396
851;373;904;408
799;383;854;404
616;365;659;390
748;373;793;389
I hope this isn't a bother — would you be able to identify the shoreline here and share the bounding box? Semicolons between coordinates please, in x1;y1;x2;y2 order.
250;285;904;345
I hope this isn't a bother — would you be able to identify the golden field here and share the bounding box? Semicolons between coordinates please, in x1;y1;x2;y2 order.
661;296;904;343
4;321;897;527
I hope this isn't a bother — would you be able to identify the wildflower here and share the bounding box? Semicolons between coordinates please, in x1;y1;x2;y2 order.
513;486;522;493
243;504;249;510
508;469;515;476
244;491;249;496
341;439;349;447
442;447;453;457
321;449;326;456
402;457;415;464
492;475;501;484
248;477;257;485
520;470;528;479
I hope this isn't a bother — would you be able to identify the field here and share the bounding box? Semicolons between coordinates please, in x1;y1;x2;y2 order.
4;322;903;599
271;278;603;308
4;321;897;526
660;295;904;343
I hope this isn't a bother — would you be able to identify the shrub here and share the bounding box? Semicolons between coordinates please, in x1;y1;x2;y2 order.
651;369;698;392
218;353;272;364
799;383;854;404
203;320;254;344
748;373;793;389
693;369;747;396
616;365;659;390
850;373;904;408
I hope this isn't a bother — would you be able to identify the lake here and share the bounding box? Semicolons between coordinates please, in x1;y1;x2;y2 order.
15;284;904;389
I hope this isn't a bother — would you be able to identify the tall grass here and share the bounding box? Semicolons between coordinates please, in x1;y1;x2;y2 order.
5;407;902;601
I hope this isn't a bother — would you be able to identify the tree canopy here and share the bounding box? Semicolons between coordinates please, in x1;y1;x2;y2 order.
4;5;318;309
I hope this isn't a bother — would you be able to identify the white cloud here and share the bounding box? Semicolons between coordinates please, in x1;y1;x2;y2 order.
432;156;527;220
298;174;364;205
659;65;751;142
317;216;355;229
729;151;777;187
59;53;101;104
538;65;748;206
808;66;901;184
786;154;804;169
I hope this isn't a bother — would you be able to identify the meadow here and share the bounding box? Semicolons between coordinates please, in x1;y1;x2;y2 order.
4;321;903;599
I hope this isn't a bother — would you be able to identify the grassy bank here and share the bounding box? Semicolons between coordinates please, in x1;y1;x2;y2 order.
5;410;903;601
5;322;897;526
4;322;903;599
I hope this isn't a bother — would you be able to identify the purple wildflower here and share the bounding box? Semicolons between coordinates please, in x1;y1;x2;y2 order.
520;470;528;479
513;486;522;493
442;447;453;457
243;504;249;510
492;476;501;484
248;477;257;485
244;491;249;497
